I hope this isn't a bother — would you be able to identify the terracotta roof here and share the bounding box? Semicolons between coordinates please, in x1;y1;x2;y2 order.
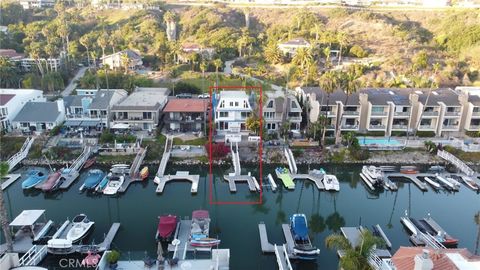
0;94;15;106
392;246;480;270
0;49;24;59
163;98;208;112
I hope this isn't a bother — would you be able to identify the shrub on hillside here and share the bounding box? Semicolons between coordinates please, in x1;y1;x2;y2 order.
349;45;369;58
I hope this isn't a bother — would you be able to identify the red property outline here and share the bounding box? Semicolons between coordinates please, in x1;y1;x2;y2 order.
208;85;263;205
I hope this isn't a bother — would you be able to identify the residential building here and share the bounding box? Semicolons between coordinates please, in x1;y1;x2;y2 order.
0;89;45;132
19;0;55;9
391;247;480;270
214;90;253;135
278;38;311;56
456;87;480;133
12;99;65;133
101;50;143;70
179;43;215;62
64;89;128;129
162;98;208;132
0;49;25;61
20;58;62;72
263;91;302;136
111;87;169;131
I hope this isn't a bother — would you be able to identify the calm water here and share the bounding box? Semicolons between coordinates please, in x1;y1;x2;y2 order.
1;164;480;270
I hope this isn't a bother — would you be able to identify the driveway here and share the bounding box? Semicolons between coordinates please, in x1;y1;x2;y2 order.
61;67;88;97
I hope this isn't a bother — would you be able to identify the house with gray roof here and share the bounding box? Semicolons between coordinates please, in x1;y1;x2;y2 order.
456;87;480;133
12;99;65;133
278;38;311;56
101;49;143;70
111;87;170;131
64;89;128;129
263;91;302;136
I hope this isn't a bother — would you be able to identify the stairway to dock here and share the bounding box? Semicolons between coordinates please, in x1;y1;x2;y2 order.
274;244;293;270
437;150;475;176
231;142;241;176
59;146;92;189
155;136;173;179
284;148;297;174
7;137;34;172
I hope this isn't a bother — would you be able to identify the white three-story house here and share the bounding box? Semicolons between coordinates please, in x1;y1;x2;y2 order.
215;90;253;135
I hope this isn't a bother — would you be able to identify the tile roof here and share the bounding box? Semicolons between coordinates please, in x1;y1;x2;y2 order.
13;101;61;122
0;49;24;59
392;247;480;270
0;94;15;106
163;98;208;112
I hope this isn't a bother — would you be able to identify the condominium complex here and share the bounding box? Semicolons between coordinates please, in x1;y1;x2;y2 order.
296;87;479;137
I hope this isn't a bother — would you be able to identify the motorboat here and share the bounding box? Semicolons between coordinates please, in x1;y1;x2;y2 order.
363;165;397;190
40;171;62;192
156;215;177;242
290;214;320;260
80;169;105;191
189;210;220;247
22;170;47;189
400;166;419;174
360;166;384;191
110;164;130;174
47;238;73;254
322;174;340;191
83;157;96;169
140;166;149;180
66;214;95;243
459;176;479;191
446;176;461;190
401;214;458;248
103;175;124;195
95;173;110;192
423;177;441;190
435;174;459;191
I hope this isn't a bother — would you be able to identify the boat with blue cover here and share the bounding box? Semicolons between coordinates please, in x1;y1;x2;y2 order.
290;213;320;260
80;169;105;191
22;170;47;189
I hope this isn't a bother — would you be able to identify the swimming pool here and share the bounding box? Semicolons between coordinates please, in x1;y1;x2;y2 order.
358;137;402;146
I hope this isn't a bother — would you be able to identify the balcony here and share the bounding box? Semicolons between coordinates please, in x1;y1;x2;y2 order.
443;125;459;130
371;111;388;116
288;116;302;121
392;124;408;130
369;125;386;130
341;125;359;130
326;125;335;130
472;111;480;116
419;124;435;130
467;125;480;130
394;112;410;117
321;111;336;117
422;111;439;116
444;111;461;117
167;116;204;123
343;111;359;116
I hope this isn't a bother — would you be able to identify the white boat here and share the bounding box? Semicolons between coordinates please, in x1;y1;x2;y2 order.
446;176;461;189
400;217;418;236
110;164;130;174
103;175;125;195
363;165;383;179
435;174;458;191
66;214;94;243
323;175;340;191
460;176;480;191
47;238;73;254
424;177;441;190
360;166;384;190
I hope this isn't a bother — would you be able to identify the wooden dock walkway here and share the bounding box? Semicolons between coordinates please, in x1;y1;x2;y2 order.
119;147;147;193
223;175;257;192
167;220;203;255
258;223;275;253
156;172;199;193
59;146;91;189
281;224;295;256
97;223;121;251
291;173;325;190
385;173;428;191
1;174;21;190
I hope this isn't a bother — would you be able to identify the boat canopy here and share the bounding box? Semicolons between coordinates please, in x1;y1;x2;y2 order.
192;210;209;219
10;210;45;227
292;215;308;241
158;216;177;238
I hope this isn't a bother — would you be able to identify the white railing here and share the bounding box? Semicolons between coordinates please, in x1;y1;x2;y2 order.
231;142;241;176
368;251;396;270
156;136;172;177
19;245;47;266
69;146;91;172
437;150;475;176
274;244;293;270
284;148;297;174
7;137;34;172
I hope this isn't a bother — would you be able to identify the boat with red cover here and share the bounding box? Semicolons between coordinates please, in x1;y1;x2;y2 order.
40;171;62;192
156;215;177;242
189;210;220;247
83;157;96;169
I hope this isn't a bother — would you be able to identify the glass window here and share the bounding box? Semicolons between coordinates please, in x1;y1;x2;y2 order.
220;112;228;117
291;101;298;108
267;100;274;108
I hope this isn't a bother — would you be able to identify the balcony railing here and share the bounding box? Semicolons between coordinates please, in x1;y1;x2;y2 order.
116;117;153;121
468;125;480;130
369;125;386;129
422;111;439;116
371;111;388;116
394;112;410;117
341;125;359;130
443;125;459;130
444;111;461;117
472;111;480;116
392;124;408;130
343;111;359;116
326;125;335;130
419;124;435;130
288;116;302;121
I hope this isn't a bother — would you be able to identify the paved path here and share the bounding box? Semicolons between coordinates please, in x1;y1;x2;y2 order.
61;67;88;97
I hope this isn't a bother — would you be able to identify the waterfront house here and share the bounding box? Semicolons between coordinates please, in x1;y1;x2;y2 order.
101;49;143;70
111;87;169;131
19;0;55;9
456;86;480;134
278;38;311;56
214;90;253;136
12;99;65;133
64;89;128;129
391;246;480;270
162;98;208;132
0;89;45;132
263;91;302;136
179;43;215;63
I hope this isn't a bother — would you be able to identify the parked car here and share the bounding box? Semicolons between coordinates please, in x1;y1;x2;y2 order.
176;93;192;99
198;94;210;99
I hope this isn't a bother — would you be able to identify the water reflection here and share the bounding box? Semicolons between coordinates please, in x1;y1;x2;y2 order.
475;211;480;255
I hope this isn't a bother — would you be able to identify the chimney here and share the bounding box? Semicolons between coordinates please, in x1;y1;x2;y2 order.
414;250;434;270
56;99;65;114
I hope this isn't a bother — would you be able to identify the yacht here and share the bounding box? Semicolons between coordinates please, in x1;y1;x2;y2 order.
103;175;125;195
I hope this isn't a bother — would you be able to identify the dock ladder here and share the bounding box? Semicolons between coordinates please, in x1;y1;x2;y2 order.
18;245;47;266
437;150;475;176
7;137;34;172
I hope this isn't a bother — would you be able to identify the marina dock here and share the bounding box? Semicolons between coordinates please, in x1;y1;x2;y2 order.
258;223;295;269
118;147;147;193
258;223;275;253
274;169;326;190
1;174;21;190
58;146;92;189
385;173;429;191
340;227;391;258
156;171;199;193
7;137;35;172
223;174;258;192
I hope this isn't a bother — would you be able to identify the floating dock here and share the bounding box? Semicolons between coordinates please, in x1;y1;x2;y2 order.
258;222;295;269
274;169;326;190
58;146;92;189
167;219;215;255
340;227;391;258
223;174;257;192
156;171;199;193
118;147;147;193
384;173;429;191
1;174;21;190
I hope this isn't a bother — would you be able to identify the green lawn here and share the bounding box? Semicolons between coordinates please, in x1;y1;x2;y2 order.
173;137;208;146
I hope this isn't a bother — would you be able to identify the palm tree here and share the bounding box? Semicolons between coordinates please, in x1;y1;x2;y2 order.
323;46;332;69
264;42;282;65
292;48;313;71
169;68;180;96
120;53;130;74
475;211;480;255
0;162;13;252
310;23;324;42
325;230;384;270
79;34;92;67
164;11;177;41
98;31;109;59
336;31;349;66
213;58;222;84
318;71;339;147
335;68;361;145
